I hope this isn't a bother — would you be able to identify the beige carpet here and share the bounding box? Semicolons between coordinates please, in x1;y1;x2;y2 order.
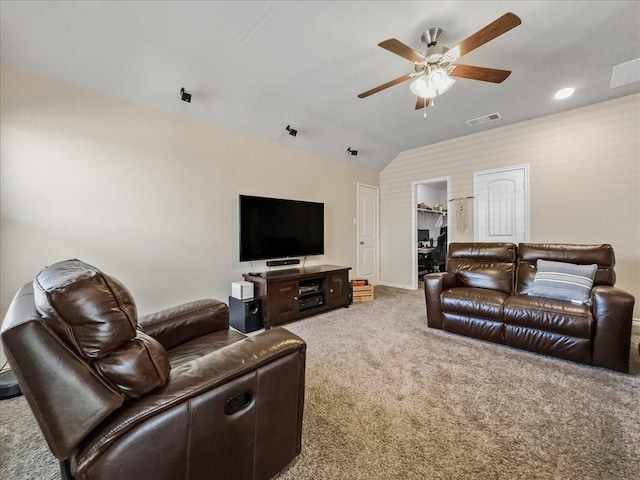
1;286;639;479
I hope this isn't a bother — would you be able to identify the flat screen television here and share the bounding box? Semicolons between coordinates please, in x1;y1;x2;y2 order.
239;194;324;262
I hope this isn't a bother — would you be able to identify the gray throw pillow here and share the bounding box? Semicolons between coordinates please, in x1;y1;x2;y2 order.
529;259;597;304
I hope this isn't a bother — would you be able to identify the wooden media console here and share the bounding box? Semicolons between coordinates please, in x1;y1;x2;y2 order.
243;265;351;329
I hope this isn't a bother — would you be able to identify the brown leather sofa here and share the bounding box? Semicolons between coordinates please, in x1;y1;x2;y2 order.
424;243;635;372
1;259;307;480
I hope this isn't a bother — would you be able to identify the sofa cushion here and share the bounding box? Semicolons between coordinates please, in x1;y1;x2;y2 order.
447;243;516;294
504;325;591;365
529;260;597;304
504;294;593;339
516;243;615;294
441;287;510;320
34;259;170;398
442;314;505;344
94;331;171;399
167;329;247;368
34;259;138;359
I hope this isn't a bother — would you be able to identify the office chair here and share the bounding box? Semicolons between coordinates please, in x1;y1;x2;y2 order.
425;231;448;273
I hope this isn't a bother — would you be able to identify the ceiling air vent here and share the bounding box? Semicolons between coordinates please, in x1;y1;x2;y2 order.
610;58;640;89
466;112;502;127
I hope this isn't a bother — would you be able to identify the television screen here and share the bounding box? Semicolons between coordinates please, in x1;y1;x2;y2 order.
239;195;324;262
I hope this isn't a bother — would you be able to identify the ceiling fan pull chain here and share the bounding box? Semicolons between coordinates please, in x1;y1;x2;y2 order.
424;97;433;119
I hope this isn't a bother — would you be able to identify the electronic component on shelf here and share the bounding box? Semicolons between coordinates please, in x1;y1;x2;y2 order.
299;283;321;294
299;293;324;311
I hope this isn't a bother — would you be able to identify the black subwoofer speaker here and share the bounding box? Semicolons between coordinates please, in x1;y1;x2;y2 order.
0;370;22;400
228;296;263;333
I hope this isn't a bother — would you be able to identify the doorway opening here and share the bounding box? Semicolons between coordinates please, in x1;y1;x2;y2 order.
411;177;451;290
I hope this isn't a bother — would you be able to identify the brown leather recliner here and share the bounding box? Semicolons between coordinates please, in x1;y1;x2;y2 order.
424;243;635;372
1;259;307;480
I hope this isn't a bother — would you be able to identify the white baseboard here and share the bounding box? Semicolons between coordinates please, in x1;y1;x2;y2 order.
377;281;414;290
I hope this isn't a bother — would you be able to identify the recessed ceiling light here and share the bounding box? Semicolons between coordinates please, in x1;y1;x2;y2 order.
554;88;575;100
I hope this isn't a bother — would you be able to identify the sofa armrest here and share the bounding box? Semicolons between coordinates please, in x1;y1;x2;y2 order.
590;286;635;373
72;327;306;475
424;272;458;329
139;299;229;350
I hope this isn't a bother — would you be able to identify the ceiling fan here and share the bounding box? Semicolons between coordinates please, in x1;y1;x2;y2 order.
357;12;522;111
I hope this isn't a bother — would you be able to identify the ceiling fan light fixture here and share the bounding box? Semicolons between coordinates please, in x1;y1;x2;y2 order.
409;76;437;98
358;13;522;112
427;68;456;95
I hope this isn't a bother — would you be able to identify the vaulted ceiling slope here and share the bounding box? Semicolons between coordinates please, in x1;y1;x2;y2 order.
1;1;639;170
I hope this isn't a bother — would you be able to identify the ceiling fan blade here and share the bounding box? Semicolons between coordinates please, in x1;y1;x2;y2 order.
357;74;412;98
378;38;426;63
449;64;512;83
415;97;431;110
444;12;521;62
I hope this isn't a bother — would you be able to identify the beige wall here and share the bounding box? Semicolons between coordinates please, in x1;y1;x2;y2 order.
2;62;638;335
0;65;379;324
380;94;640;318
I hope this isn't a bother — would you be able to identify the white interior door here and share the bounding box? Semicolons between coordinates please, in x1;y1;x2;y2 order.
357;183;379;284
474;165;529;244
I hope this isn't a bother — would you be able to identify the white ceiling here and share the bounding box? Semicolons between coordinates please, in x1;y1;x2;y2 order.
1;1;639;171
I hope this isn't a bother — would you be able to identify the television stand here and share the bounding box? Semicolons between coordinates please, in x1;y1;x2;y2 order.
243;265;352;329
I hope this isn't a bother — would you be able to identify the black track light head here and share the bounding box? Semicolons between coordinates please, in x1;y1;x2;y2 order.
286;125;297;136
347;147;358;156
180;87;191;103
